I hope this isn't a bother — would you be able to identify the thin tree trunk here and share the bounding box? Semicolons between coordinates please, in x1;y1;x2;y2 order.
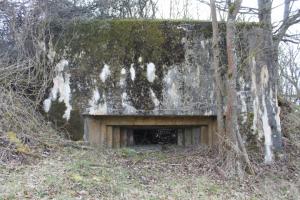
210;0;225;138
226;0;254;175
226;2;240;142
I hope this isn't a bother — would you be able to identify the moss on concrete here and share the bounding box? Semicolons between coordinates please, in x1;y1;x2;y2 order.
47;19;260;140
60;20;185;71
46;101;83;140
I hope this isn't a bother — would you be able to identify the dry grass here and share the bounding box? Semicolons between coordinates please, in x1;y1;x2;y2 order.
0;144;299;200
0;88;63;166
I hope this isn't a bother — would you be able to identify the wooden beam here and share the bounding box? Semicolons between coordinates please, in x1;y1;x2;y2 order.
177;128;184;146
86;118;101;146
100;124;107;147
184;128;192;146
208;121;213;146
201;126;209;145
192;127;201;145
211;120;218;145
107;126;113;148
101;116;211;126
83;118;90;142
120;128;127;147
113;127;121;148
127;129;134;146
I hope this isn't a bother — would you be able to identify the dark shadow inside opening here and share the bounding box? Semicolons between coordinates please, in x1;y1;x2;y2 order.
133;128;177;145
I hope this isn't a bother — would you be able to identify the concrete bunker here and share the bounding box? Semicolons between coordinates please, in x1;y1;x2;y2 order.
42;20;260;147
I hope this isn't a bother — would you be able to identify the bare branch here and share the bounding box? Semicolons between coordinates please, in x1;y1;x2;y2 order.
273;1;300;47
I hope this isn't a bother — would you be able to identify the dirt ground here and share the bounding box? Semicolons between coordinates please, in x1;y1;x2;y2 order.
0;144;299;200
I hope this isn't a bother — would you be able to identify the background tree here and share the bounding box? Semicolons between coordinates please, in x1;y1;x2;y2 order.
93;0;157;19
279;43;300;103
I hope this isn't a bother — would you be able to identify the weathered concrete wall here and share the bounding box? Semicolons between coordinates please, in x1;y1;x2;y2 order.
42;20;258;139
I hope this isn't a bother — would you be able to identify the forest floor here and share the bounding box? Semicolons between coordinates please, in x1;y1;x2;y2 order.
0;143;299;200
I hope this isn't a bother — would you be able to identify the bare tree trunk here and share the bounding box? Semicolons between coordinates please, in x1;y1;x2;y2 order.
183;0;189;18
253;0;283;163
225;0;242;166
210;0;225;140
169;0;173;19
225;0;254;175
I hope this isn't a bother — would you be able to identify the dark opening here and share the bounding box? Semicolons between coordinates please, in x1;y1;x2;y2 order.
133;127;177;145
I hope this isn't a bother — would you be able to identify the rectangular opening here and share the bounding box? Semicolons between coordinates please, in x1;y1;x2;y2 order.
115;125;208;147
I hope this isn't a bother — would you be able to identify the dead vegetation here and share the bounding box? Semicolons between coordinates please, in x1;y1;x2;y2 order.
0;88;63;166
280;99;300;145
0;0;62;166
0;142;299;199
0;100;299;199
